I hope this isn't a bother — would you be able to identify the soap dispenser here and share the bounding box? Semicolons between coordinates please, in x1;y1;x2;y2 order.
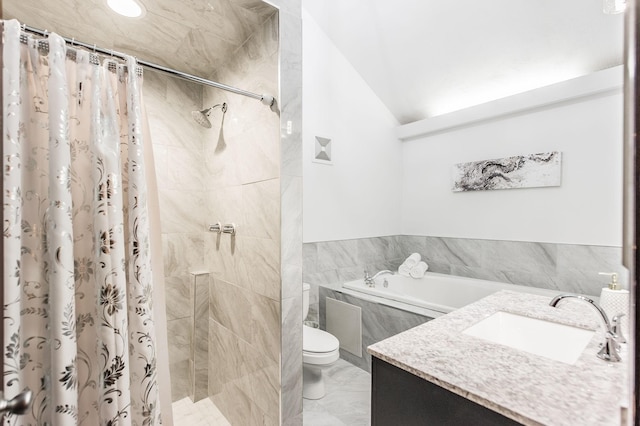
599;272;629;337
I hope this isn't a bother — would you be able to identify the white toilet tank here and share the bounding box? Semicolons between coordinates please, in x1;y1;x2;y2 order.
303;283;310;320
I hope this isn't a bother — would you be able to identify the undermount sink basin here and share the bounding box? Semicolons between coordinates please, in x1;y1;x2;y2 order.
462;311;595;364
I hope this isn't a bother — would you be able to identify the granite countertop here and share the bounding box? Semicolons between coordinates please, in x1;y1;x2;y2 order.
367;290;628;426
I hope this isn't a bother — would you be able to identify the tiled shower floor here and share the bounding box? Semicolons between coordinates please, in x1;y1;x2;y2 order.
171;358;370;425
172;396;231;426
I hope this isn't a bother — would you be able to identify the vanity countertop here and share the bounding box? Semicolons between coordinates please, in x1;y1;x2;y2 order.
367;290;628;426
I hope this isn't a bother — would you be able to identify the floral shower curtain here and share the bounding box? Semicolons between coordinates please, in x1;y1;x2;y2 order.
3;19;162;425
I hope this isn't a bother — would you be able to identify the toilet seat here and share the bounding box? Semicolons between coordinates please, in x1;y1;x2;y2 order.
303;325;339;352
303;325;339;365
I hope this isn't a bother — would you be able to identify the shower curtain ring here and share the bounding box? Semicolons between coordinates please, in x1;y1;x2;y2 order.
71;37;75;46
93;44;97;53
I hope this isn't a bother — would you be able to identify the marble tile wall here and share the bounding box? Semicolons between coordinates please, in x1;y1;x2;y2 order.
190;272;210;402
145;1;302;421
202;10;284;426
275;2;304;425
319;287;430;372
144;72;207;402
303;236;626;324
398;236;625;297
303;236;406;322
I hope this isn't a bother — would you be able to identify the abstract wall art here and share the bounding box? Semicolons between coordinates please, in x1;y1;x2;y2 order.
452;151;562;192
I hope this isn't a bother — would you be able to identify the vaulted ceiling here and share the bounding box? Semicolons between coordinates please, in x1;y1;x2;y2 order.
4;1;625;125
303;0;624;124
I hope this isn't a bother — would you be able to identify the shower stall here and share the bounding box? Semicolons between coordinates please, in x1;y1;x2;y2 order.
1;0;304;425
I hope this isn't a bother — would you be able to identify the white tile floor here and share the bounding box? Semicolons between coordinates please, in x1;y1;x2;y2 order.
170;358;370;426
303;358;372;426
171;396;231;426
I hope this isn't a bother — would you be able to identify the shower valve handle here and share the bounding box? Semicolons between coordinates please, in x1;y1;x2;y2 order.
222;223;236;235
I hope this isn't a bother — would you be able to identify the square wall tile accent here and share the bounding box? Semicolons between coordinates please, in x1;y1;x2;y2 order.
313;136;332;163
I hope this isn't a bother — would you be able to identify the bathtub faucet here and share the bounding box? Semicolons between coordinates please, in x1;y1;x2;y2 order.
364;270;393;287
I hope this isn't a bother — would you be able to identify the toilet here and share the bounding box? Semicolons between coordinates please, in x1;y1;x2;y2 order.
303;283;340;399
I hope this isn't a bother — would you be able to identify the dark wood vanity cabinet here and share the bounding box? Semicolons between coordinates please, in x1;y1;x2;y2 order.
371;357;522;426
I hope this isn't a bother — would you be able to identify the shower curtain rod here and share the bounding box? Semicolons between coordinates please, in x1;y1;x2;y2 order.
20;24;276;107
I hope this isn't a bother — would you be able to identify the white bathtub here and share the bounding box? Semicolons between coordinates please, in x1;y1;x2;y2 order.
342;272;560;317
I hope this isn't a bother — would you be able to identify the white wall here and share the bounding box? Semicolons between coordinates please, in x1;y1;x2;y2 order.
302;8;623;247
401;85;623;246
302;8;403;242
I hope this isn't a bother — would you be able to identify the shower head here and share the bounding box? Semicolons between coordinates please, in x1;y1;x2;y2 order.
191;110;212;128
192;102;227;128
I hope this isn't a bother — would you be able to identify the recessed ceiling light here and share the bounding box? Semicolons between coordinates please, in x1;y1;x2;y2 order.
603;0;626;14
106;0;146;18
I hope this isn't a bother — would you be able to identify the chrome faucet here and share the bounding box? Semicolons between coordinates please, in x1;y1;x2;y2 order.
549;294;623;362
611;313;627;344
364;270;393;287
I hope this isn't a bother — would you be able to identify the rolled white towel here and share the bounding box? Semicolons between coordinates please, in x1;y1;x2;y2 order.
403;253;421;268
409;261;429;278
398;263;411;277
